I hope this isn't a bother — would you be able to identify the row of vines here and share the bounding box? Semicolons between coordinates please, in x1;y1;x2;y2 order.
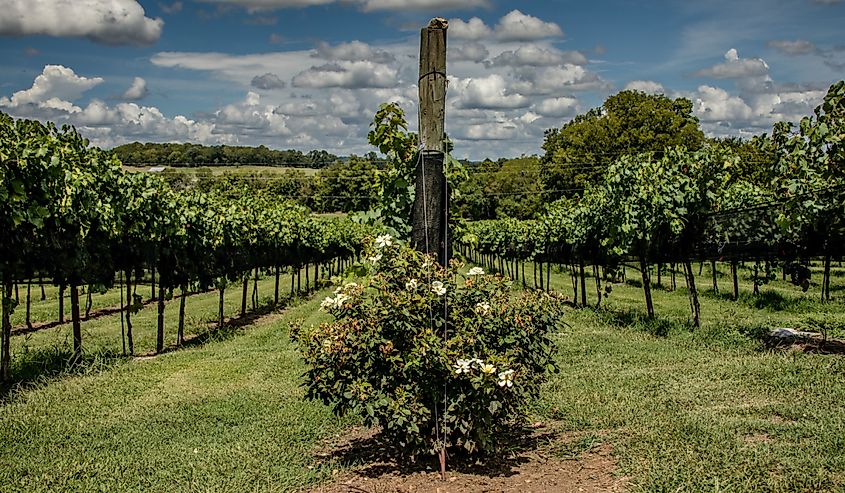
459;81;844;325
0;112;373;382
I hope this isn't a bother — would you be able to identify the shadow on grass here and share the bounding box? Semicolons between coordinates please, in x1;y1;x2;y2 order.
591;308;687;337
1;345;125;402
2;293;306;400
322;425;559;480
699;288;831;313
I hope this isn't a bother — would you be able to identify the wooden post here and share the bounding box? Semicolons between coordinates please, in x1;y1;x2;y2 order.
412;17;449;267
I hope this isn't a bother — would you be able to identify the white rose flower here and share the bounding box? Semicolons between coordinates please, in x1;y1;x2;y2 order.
480;363;496;375
431;281;447;296
475;301;491;316
467;267;485;276
375;234;393;249
453;358;472;375
405;279;419;291
332;293;349;309
497;369;515;388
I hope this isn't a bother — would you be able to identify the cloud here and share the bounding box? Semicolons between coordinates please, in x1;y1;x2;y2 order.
122;77;148;100
159;1;183;14
0;0;163;46
198;0;486;11
251;73;287;90
449;42;489;62
244;15;278;25
449;17;492;40
452;74;529;110
767;39;818;55
692;85;754;122
694;48;769;79
624;80;665;94
487;45;587;67
314;41;395;63
494;10;563;41
0;65;103;110
359;0;488;11
512;65;609;95
461;122;519;140
533;97;579;117
214;91;291;135
292;62;398;89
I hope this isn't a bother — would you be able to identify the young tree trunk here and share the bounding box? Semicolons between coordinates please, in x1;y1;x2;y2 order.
305;263;310;292
151;265;156;301
711;261;719;293
274;265;280;306
70;283;82;360
533;261;538;289
571;263;578;304
218;286;225;328
85;285;93;318
579;261;587;307
684;260;701;328
731;261;739;301
546;261;552;292
538;260;544;292
156;285;165;353
823;253;832;302
125;271;134;356
58;283;65;324
297;266;301;295
698;262;704;276
120;271;126;356
178;284;187;346
640;257;655;318
25;281;32;329
656;262;662;287
252;267;259;310
593;264;602;309
290;269;295;299
671;263;677;291
14;283;19;304
1;279;12;382
753;263;760;296
40;277;46;301
241;273;249;317
521;261;526;288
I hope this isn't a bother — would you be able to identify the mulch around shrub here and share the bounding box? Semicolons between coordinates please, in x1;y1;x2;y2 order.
307;424;629;493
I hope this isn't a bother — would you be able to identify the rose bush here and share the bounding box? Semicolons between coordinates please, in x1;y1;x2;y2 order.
293;236;564;457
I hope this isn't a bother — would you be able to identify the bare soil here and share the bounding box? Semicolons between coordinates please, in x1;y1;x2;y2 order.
307;425;629;493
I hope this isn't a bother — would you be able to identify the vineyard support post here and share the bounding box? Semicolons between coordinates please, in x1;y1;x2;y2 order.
411;18;449;267
70;283;82;361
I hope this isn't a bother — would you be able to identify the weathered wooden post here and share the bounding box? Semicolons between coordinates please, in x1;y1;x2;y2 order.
412;17;449;266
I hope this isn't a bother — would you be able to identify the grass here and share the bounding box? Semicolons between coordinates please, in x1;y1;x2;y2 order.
0;291;354;492
1;260;844;491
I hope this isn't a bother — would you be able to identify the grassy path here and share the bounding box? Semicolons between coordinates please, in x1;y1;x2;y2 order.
2;262;844;491
0;292;353;492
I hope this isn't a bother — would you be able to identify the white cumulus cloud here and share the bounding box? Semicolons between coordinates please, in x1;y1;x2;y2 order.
452;74;529;110
488;45;587;67
314;41;395;63
624;80;665;94
292;61;398;89
122;77;148;100
0;0;163;46
533;97;579;117
449;17;492;40
695;48;769;79
494;10;563;42
0;65;103;110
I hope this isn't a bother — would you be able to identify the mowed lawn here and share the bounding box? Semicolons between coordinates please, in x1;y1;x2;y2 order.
1;263;844;492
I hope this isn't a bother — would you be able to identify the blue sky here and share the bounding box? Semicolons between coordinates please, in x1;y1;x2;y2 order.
1;0;843;159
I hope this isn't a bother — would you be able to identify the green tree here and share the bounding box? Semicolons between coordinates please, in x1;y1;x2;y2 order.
541;90;705;197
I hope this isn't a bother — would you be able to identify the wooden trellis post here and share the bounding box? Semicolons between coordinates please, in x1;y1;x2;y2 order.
411;17;449;267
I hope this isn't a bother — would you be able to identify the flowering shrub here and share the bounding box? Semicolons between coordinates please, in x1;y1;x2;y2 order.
293;236;564;457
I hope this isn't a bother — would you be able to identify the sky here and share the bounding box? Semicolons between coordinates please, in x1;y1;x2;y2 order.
0;0;843;160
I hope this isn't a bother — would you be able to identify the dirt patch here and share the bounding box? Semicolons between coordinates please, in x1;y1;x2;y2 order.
307;425;628;493
743;433;773;445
